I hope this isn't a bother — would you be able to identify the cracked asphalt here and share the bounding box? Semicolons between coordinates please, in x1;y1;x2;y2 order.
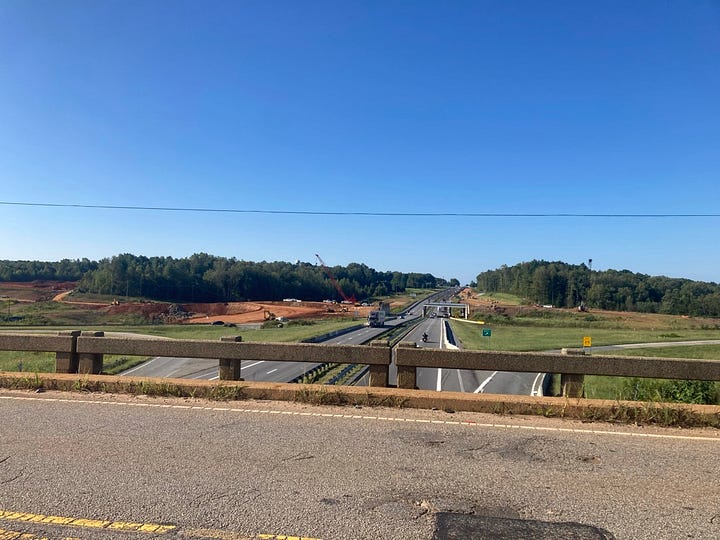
1;389;719;539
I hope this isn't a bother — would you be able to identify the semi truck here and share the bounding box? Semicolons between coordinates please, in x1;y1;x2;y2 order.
367;310;386;327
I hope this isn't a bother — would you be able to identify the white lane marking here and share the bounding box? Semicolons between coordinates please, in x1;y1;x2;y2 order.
531;372;545;396
457;370;465;393
209;376;219;381
474;371;498;393
243;361;264;369
436;368;443;391
2;395;718;442
122;357;159;375
266;369;278;374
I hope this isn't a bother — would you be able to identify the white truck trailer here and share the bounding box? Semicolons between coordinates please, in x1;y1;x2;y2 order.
367;310;386;327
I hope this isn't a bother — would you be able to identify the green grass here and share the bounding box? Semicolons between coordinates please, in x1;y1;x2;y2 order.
0;351;55;373
450;320;720;404
449;320;720;352
476;292;525;305
599;345;720;359
584;345;720;404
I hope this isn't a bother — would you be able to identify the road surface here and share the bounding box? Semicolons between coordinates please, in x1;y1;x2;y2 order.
413;317;544;396
120;291;451;382
1;390;719;539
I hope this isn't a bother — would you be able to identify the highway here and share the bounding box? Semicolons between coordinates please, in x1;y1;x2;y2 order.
1;389;719;540
120;317;408;382
412;314;545;396
120;291;452;383
120;289;549;399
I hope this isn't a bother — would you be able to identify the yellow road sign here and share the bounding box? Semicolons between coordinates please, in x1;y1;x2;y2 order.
583;336;592;347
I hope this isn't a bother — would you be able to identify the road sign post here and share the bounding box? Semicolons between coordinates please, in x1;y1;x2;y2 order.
482;327;492;349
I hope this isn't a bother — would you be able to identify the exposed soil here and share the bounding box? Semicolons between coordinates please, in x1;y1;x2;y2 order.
5;281;711;329
455;287;720;329
0;281;378;324
178;301;375;325
0;281;77;302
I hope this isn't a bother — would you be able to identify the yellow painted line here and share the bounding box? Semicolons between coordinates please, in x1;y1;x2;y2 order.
0;528;79;540
0;510;175;534
0;529;41;540
0;512;314;540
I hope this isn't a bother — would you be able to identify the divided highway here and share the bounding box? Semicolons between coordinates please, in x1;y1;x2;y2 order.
121;289;547;398
410;316;545;396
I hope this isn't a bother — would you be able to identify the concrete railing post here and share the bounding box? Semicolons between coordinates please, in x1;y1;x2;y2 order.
561;348;585;398
396;341;418;389
78;331;105;374
219;336;243;381
368;339;390;387
55;330;80;373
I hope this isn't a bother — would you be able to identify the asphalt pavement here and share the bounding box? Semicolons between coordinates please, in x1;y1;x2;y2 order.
1;390;719;539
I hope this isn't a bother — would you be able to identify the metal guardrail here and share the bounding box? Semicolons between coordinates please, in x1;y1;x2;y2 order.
1;331;720;398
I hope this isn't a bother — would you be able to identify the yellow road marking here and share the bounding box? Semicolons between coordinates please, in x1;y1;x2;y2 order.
0;528;79;540
1;512;317;540
0;510;175;534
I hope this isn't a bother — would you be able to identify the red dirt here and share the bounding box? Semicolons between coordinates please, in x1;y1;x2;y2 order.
0;281;77;302
181;301;374;324
0;280;391;324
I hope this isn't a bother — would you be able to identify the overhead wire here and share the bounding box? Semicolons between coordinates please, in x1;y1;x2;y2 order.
0;200;718;218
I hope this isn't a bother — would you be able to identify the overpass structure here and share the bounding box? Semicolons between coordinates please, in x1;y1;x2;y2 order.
422;302;470;318
2;330;720;400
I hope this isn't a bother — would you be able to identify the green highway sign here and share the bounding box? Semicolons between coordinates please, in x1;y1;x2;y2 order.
482;328;492;337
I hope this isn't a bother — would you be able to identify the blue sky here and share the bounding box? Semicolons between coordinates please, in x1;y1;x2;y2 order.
1;0;718;285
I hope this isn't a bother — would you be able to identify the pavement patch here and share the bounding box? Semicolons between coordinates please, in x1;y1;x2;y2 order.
433;513;615;539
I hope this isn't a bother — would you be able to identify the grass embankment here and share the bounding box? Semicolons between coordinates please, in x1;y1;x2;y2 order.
0;319;361;375
450;323;720;351
450;317;720;404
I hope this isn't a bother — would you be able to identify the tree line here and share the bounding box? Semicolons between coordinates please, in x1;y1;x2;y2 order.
1;254;443;303
475;260;720;317
0;259;98;282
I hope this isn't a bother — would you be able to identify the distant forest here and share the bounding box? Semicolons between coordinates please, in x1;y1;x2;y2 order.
476;260;720;317
0;254;448;303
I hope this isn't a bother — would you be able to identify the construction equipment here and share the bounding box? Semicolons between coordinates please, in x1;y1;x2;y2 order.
263;310;276;321
315;253;357;304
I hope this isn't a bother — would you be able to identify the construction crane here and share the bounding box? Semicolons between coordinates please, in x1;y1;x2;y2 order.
315;253;357;304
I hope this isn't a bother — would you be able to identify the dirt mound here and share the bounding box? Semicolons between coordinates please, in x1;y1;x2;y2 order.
1;280;385;324
182;301;371;324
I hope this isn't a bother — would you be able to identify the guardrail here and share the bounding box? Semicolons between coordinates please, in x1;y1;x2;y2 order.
1;331;719;398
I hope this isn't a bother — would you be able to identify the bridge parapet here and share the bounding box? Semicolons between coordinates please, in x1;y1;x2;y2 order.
1;331;720;399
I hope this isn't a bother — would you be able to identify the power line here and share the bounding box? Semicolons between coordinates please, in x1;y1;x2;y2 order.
1;200;718;218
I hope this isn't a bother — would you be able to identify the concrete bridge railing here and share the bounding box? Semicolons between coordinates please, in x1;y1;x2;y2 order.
1;331;720;398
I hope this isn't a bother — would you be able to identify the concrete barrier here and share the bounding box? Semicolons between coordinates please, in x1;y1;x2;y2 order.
2;331;720;396
0;331;79;373
560;348;585;398
73;334;391;381
394;344;720;393
78;331;105;374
